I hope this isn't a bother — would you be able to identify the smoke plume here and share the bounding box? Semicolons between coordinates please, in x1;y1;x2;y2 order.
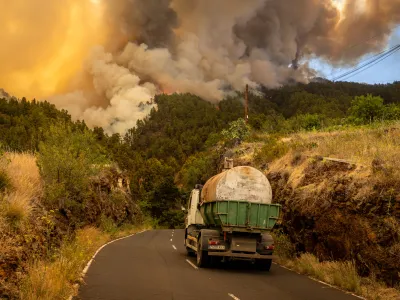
1;0;399;133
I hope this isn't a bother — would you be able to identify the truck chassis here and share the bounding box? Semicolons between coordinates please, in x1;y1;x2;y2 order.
185;227;275;270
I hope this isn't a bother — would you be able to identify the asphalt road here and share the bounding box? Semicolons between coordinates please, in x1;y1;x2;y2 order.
76;230;359;300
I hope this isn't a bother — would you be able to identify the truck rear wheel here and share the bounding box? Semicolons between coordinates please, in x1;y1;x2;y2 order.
196;237;210;268
255;259;272;271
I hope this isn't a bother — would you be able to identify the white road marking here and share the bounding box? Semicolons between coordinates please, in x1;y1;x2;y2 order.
67;230;146;300
185;259;198;270
228;293;241;300
172;245;177;250
276;263;365;299
82;230;146;276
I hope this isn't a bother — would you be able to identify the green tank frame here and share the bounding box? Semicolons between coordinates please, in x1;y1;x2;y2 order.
200;200;281;233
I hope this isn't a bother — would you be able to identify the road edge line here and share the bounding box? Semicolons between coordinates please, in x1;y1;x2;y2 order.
68;229;147;300
228;293;241;300
276;263;365;299
185;259;198;270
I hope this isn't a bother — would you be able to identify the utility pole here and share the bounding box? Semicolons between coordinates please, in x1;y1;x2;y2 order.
245;84;249;123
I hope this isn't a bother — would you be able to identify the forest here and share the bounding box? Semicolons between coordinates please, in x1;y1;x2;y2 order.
0;80;400;228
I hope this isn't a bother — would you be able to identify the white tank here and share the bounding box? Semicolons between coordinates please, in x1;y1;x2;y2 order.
200;166;272;204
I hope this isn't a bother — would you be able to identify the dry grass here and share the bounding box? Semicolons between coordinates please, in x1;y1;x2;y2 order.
279;254;400;300
0;153;42;225
20;227;108;300
20;225;149;300
273;230;400;300
262;125;400;299
291;122;400;172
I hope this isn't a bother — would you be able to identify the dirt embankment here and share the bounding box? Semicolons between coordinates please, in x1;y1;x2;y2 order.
267;153;400;286
226;126;400;287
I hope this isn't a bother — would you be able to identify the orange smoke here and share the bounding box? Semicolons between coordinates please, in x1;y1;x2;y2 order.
0;0;108;99
161;87;175;95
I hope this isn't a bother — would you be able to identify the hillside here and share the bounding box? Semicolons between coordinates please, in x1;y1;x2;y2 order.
267;126;400;284
224;123;400;295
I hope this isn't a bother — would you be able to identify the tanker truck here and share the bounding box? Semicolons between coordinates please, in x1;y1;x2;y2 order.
184;165;281;270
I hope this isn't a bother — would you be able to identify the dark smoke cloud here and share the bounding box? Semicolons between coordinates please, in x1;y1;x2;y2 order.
47;0;400;134
105;0;178;49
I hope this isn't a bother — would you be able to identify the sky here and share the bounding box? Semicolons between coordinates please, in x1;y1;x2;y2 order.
311;27;400;84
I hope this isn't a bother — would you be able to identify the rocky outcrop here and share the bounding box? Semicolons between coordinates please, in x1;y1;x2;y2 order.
267;154;400;286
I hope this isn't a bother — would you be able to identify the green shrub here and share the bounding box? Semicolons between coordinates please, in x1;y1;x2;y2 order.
272;229;296;259
382;104;400;121
37;123;109;224
109;190;126;205
287;114;324;132
99;215;117;234
254;138;289;166
177;151;219;191
348;94;384;124
221;118;251;144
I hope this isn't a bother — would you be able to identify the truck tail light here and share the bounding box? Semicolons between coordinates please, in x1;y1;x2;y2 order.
265;244;275;250
208;240;220;245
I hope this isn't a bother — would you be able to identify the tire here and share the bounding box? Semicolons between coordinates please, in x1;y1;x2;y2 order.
196;237;210;268
255;259;272;271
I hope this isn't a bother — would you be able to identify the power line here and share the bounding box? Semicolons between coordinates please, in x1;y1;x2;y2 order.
335;46;400;81
332;44;400;80
332;44;400;81
332;45;400;81
331;44;400;81
323;25;400;80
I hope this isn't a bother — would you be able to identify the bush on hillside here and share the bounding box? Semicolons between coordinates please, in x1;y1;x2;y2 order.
144;176;184;228
287;114;324;132
37;123;109;219
221;118;251;145
253;138;289;167
177;151;219;191
349;94;384;124
382;103;400;120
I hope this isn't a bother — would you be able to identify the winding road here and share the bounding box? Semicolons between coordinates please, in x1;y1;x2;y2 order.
75;230;359;300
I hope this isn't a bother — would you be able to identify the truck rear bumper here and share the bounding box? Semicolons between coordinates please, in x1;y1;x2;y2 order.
208;251;276;260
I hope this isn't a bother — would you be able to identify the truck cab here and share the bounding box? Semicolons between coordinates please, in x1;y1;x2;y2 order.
185;187;204;228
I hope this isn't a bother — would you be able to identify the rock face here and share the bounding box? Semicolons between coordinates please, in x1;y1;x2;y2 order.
267;155;400;286
88;166;142;225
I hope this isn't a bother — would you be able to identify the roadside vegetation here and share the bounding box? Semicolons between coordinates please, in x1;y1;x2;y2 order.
20;225;150;300
274;231;400;300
